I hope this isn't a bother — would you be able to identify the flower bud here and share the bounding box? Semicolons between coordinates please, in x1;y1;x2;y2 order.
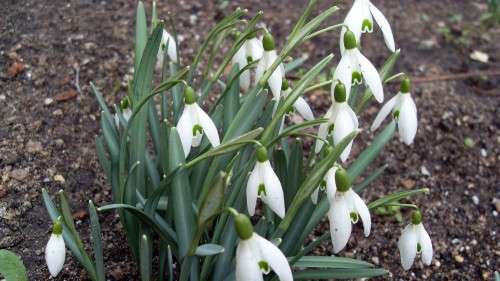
335;168;351;192
400;77;411;94
411;210;422;225
334;82;347;103
256;146;268;162
262;32;276;51
234;213;253;240
184;86;197;104
120;96;130;110
343;30;357;50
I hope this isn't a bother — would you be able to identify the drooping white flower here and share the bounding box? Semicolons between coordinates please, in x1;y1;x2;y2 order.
311;166;337;204
398;211;433;270
45;220;66;277
114;97;132;128
233;212;293;281
177;87;220;157
232;37;264;91
255;32;284;101
371;78;417;145
246;146;285;218
334;30;384;103
340;0;395;54
327;168;371;253
315;83;358;162
279;80;315;133
157;29;178;67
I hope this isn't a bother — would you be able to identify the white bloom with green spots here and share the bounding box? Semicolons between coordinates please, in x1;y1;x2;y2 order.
232;37;264;91
398;211;433;270
255;32;284;101
45;220;66;277
157;29;178;66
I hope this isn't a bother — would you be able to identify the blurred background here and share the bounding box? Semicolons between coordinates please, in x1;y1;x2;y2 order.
1;0;499;280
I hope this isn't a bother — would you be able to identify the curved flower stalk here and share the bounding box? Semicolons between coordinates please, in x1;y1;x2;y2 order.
328;168;371;253
232;36;264;91
311;166;337;204
177;86;220;157
246;146;286;218
333;30;384;103
114;97;132;128
157;29;178;67
233;211;293;281
340;0;395;54
255;32;284;101
315;83;358;162
398;210;433;270
45;219;66;277
371;78;417;145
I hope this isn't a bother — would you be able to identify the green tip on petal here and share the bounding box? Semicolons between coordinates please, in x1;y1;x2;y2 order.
334;82;347;103
411;210;422;225
335;168;351;192
256;146;268;162
343;30;357;50
400;77;411;94
281;79;289;91
262;32;275;51
362;19;373;32
234;213;253;240
184;86;197;104
120;96;130;110
52;220;63;235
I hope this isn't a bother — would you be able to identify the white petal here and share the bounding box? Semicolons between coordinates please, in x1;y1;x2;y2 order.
247;38;264;61
278;116;285;134
123;108;132;122
333;107;356;162
398;225;418;270
160;30;178;63
328;195;352;253
195;104;221;148
310;188;319;204
398;94;418;145
192;131;203;147
325;167;337;201
332;55;354;99
355;49;384;103
371;94;397;131
240;69;251;92
176;107;193;157
255;235;293;281
369;3;396;52
45;234;66;277
246;163;261;216
236;240;263;281
255;55;266;83
340;1;365;54
265;51;283;100
346;189;371;237
417;224;433;265
261;161;286;218
314;107;333;154
293;96;314;121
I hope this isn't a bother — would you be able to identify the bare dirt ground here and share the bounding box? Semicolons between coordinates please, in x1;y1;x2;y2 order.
1;0;499;280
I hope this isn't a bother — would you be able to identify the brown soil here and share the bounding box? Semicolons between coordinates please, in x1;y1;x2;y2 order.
1;0;499;280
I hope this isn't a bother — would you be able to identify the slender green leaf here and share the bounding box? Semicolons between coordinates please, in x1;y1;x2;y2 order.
140;234;152;281
368;188;430;209
293;268;388;279
134;1;148;70
292;256;374;269
268;118;328;147
195;244;225;256
88;201;105;281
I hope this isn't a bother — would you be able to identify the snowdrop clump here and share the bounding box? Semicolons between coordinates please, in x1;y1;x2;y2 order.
43;0;433;280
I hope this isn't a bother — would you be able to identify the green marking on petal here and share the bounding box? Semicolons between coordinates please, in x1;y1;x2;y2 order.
319;180;327;191
192;124;203;136
352;71;363;85
417;242;422;253
52;220;63;235
350;212;359;223
328;123;335;135
247;56;253;64
362;19;373;32
258;260;270;274
258;184;266;197
392;110;400;119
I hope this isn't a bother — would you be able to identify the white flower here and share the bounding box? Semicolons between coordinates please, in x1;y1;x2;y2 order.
315;83;358;162
371;79;417;145
233;213;293;281
114;108;132;128
311;166;337;204
398;212;433;270
157;30;178;67
45;222;66;277
279;81;315;133
340;0;395;53
327;168;370;253
334;30;384;103
246;147;286;218
232;37;264;91
177;87;220;157
255;33;284;101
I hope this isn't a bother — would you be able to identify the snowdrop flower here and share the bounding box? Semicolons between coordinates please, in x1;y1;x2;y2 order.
398;210;433;270
282;80;314;121
340;0;395;53
45;219;66;277
246;146;286;218
333;30;384;103
315;83;358;162
232;36;264;91
157;29;178;68
255;32;284;101
233;211;293;281
371;78;417;145
177;86;220;157
311;166;337;204
327;168;371;253
114;97;132;128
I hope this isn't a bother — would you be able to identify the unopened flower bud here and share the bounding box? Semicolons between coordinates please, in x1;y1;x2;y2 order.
343;30;357;50
335;168;351;192
234;213;253;240
184;86;197;104
262;32;276;51
334;82;347;103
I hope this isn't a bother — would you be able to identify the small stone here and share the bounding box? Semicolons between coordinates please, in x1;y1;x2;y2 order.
472;195;479;205
402;179;416;189
55;89;77;102
54;174;65;183
0;185;7;198
52;109;63;116
470;50;489;63
73;209;88;220
420;166;431;176
44;98;53;105
11;168;29;181
434;260;441;268
482;271;490;280
454;254;464;263
7;62;25;77
35;249;42;256
464;137;475;148
26;140;43;153
0;94;6;101
480;149;487;157
371;256;380;265
493;198;500;212
55;139;65;147
110;268;125;280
